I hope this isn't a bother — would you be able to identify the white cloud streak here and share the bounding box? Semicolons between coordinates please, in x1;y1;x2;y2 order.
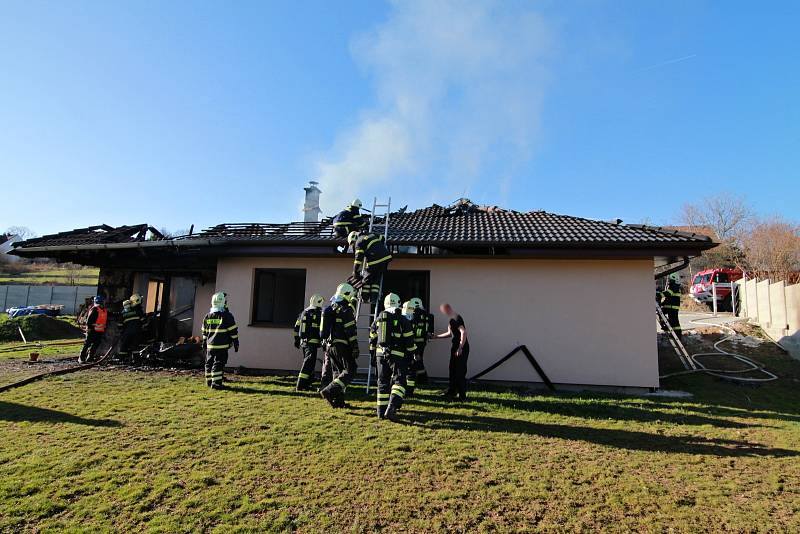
314;0;553;213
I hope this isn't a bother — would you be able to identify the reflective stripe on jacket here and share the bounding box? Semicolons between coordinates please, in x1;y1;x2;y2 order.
294;307;322;346
320;302;358;346
353;233;392;269
369;309;416;358
202;310;239;349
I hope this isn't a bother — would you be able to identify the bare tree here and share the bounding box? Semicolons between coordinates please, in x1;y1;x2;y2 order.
5;226;36;240
679;193;752;242
741;217;800;281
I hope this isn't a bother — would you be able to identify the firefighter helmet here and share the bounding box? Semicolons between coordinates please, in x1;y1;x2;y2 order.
309;293;325;308
668;273;681;284
130;293;142;305
409;297;423;310
122;299;131;309
93;295;104;305
384;293;400;309
402;301;414;318
211;292;227;309
347;231;360;246
350;198;363;209
335;283;355;302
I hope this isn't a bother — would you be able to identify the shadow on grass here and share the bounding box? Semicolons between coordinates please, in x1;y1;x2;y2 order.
0;401;123;427
408;391;762;429
391;409;798;458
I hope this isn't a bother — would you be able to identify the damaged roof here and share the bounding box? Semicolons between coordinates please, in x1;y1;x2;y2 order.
13;224;163;248
12;199;714;256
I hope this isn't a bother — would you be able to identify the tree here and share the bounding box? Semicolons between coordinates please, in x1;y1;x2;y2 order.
740;217;800;281
5;226;36;240
679;193;753;269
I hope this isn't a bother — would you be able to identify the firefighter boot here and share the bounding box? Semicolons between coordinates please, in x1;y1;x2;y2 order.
320;387;336;408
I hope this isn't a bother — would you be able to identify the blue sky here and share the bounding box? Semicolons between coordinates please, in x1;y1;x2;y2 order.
1;0;797;237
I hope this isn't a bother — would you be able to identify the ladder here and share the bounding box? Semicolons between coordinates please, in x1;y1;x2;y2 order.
656;304;696;371
351;197;392;394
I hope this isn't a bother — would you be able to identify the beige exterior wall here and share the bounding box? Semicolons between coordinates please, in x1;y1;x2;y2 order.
197;256;659;388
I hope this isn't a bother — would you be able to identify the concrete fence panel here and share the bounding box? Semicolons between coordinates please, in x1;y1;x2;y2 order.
1;285;98;315
745;279;759;321
756;279;772;327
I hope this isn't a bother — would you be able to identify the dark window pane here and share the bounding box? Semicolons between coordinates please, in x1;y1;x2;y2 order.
252;269;306;326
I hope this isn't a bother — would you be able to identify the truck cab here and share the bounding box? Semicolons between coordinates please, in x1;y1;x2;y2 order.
690;268;743;308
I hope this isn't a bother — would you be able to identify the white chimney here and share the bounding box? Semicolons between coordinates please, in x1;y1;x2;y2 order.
303;181;322;222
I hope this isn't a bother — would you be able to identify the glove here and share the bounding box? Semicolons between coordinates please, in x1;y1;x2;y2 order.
234;340;240;353
294;338;301;349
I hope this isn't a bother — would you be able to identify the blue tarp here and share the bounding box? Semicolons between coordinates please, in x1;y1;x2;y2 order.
6;306;61;319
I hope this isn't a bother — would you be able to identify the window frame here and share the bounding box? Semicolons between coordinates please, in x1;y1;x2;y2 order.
250;268;307;328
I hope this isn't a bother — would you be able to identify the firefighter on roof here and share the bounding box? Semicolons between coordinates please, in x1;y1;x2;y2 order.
202;292;239;389
333;199;368;239
293;293;324;391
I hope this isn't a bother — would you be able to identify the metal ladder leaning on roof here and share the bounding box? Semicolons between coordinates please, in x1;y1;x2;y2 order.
351;197;392;394
656;303;697;372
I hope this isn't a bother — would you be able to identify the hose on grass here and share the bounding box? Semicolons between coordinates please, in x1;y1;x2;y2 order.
660;318;778;382
0;342;117;394
0;340;85;354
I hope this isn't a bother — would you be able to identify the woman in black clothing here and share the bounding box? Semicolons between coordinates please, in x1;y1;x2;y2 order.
434;303;469;401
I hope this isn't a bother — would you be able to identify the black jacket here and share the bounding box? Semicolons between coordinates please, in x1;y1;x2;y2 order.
294;307;322;346
369;308;416;359
202;310;239;350
353;233;392;273
320;301;358;347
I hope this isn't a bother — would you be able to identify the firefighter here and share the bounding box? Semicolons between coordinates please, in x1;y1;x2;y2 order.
319;283;359;408
333;199;368;239
78;295;107;363
201;292;239;389
658;273;683;338
370;293;416;420
349;230;392;304
118;298;144;363
293;293;324;391
406;297;434;396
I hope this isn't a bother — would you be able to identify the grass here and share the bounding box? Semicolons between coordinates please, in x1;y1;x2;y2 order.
1;340;799;532
0;313;83;344
0;268;98;285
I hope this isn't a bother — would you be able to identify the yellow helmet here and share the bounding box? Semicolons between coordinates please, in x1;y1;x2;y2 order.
409;297;423;310
309;293;325;308
350;198;363;209
335;283;356;302
347;231;360;245
130;293;142;305
384;293;400;309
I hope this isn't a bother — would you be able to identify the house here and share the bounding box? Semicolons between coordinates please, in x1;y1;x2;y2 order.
0;233;22;262
11;199;716;391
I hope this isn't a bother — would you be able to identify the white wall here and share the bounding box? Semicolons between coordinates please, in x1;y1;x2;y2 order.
210;256;659;388
738;277;800;359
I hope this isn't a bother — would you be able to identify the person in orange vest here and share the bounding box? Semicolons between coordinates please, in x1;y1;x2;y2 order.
79;295;107;363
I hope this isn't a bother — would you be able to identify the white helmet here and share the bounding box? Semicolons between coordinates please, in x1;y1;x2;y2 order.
384;293;400;309
350;198;362;209
211;292;227;309
335;283;355;302
309;293;325;308
409;297;423;310
130;293;142;305
123;299;132;309
402;301;414;318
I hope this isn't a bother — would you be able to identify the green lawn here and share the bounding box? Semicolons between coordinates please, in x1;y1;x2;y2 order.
0;268;98;285
1;343;799;532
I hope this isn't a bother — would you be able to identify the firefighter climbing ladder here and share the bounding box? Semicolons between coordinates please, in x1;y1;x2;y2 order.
352;197;392;394
656;303;696;372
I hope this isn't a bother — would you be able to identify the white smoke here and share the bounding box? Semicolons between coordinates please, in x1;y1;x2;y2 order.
314;0;553;213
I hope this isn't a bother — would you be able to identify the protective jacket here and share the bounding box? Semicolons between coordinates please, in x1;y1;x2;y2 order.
353;233;392;273
412;308;434;346
121;305;143;332
658;283;681;311
86;306;108;333
294;307;322;347
333;206;367;235
320;301;358;348
369;308;416;359
202;310;239;350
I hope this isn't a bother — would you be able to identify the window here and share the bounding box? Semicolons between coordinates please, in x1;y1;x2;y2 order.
251;269;306;326
714;272;729;283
